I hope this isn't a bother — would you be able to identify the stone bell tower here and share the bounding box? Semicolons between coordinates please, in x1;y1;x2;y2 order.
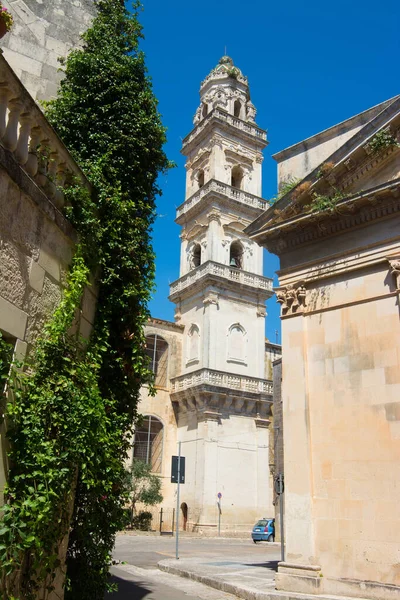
168;57;275;527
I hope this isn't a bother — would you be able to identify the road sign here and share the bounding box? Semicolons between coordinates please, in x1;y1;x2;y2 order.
217;492;222;499
275;473;284;495
171;455;185;484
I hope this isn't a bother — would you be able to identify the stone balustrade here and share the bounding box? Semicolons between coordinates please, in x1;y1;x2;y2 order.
182;107;267;151
169;260;273;298
0;55;88;210
171;368;273;395
176;178;268;220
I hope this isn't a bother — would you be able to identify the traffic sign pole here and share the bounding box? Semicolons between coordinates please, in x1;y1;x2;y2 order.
217;492;222;537
175;441;181;559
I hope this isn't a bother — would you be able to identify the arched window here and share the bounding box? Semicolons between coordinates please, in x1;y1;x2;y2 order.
228;323;246;364
197;169;204;189
190;243;201;269
187;324;200;364
229;241;243;269
231;165;243;189
202;103;208;119
145;334;168;387
133;415;163;473
234;100;242;118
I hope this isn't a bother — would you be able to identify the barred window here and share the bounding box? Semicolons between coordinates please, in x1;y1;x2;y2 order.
145;334;168;387
133;415;163;473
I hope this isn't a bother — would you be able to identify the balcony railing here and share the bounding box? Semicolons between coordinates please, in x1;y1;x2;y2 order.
169;261;273;298
182;108;267;151
176;179;268;220
0;55;89;210
171;368;273;395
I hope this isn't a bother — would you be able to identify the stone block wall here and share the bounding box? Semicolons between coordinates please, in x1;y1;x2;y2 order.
1;0;96;101
0;145;97;506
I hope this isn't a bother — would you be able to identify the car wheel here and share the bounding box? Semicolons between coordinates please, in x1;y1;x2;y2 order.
253;539;258;544
267;534;275;542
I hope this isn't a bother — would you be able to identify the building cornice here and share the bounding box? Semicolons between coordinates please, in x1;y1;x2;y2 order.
168;260;273;303
181;108;267;156
176;178;267;224
170;367;273;408
250;179;400;255
146;317;184;333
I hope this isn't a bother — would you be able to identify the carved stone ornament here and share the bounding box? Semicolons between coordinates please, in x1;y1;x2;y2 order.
387;255;400;290
203;291;219;306
276;281;307;315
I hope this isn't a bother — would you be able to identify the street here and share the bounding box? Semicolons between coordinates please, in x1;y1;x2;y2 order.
106;534;280;599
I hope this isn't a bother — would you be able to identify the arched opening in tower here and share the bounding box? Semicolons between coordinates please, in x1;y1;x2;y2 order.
193;243;201;268
229;240;243;269
234;99;242;118
231;165;244;189
197;169;204;189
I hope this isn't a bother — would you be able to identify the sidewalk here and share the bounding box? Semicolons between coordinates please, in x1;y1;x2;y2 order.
158;554;372;600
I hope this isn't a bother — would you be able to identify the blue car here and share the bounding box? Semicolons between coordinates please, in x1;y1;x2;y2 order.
251;517;275;543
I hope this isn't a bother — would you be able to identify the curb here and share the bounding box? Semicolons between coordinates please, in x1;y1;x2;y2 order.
158;561;372;600
158;561;289;600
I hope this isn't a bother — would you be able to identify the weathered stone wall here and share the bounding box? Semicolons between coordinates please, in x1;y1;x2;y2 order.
0;147;97;506
1;0;96;101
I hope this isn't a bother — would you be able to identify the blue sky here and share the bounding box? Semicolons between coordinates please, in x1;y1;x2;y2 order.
139;0;399;343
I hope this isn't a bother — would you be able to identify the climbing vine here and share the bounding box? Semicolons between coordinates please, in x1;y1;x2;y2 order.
0;1;170;598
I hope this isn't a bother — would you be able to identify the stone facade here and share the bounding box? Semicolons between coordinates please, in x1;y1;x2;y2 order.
247;96;400;599
0;53;95;507
134;57;281;534
1;0;96;101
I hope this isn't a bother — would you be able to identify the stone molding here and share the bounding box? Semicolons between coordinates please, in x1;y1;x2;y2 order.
255;180;400;255
276;282;306;315
182;107;267;155
172;385;272;423
339;141;399;191
170;367;273;396
386;255;400;290
176;178;267;223
169;260;273;302
0;55;90;213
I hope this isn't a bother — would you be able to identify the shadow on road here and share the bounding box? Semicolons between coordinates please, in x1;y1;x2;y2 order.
105;575;152;599
244;560;279;571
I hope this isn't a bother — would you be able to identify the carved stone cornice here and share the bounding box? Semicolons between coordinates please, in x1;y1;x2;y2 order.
386;255;400;290
170;369;273;415
182;107;267;156
275;282;307;315
339;142;399;191
255;180;400;256
176;178;267;225
169;260;273;303
172;385;272;422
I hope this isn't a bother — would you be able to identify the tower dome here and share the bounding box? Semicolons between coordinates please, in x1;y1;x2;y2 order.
193;56;253;125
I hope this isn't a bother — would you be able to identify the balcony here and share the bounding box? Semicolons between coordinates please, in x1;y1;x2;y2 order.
171;368;273;396
176;179;268;223
181;108;267;154
169;261;273;301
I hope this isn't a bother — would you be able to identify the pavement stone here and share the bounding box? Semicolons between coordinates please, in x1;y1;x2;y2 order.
158;557;373;600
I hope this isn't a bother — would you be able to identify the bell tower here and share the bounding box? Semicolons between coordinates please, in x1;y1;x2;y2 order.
169;57;275;525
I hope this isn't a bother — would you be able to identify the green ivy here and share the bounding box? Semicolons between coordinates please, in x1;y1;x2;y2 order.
307;189;345;213
0;1;170;598
269;177;300;205
366;130;399;154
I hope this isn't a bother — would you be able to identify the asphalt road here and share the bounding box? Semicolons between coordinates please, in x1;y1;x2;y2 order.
113;533;279;568
105;534;280;599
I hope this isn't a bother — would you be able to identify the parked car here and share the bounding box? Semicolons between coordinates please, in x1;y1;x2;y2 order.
251;517;275;543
